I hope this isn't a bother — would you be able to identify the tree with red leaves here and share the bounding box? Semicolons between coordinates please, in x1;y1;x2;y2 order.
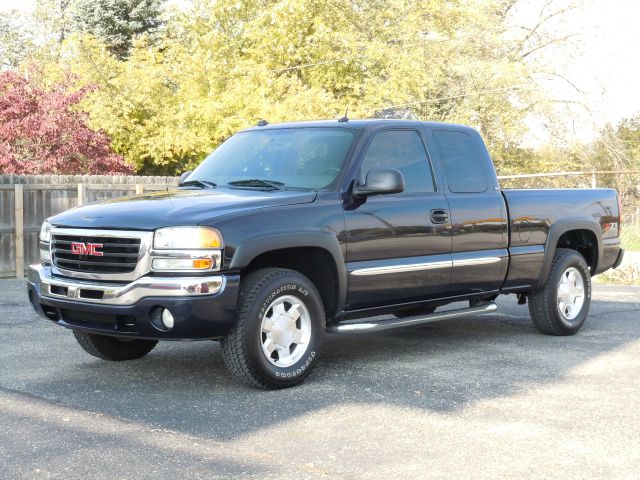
0;71;132;174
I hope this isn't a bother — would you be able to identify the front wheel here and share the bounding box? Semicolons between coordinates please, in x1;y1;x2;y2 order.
73;330;157;360
221;268;325;389
528;248;591;335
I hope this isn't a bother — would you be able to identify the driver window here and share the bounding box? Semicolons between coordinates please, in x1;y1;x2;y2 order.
360;130;435;193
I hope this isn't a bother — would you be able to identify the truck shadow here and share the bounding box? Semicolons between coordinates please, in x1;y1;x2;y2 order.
4;291;640;443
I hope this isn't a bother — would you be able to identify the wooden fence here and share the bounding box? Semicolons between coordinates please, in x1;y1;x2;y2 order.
0;175;179;278
1;170;639;278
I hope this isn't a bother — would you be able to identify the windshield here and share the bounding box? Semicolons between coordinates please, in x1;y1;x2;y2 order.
188;128;355;190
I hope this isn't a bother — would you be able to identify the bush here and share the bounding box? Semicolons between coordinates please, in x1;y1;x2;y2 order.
0;71;132;174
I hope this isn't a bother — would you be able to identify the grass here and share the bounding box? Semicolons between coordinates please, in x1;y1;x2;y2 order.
621;224;640;251
595;224;640;285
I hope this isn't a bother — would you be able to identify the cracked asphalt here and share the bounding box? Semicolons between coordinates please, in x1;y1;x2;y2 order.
1;279;639;479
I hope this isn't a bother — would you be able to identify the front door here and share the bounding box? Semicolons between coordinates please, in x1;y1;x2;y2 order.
344;129;452;308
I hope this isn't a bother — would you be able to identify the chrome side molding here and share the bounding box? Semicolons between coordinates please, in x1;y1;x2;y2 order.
350;260;451;276
326;302;497;333
350;256;503;276
451;257;501;267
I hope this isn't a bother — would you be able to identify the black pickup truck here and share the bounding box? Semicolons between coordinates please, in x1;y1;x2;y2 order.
27;119;624;388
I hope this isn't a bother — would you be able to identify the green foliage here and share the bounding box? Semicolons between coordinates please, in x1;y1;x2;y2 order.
0;10;35;69
4;0;598;176
73;0;165;58
49;0;552;174
622;225;640;251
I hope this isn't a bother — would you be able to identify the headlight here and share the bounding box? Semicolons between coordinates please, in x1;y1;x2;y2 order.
39;221;52;243
39;221;52;263
153;227;222;250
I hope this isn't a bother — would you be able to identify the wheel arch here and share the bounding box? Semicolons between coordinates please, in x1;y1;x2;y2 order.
229;232;346;318
538;218;602;288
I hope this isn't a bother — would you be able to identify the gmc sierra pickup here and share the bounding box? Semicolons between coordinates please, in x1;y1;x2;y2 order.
27;119;624;389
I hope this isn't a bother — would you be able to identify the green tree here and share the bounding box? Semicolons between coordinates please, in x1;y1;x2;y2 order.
0;10;35;69
74;0;165;58
41;0;581;174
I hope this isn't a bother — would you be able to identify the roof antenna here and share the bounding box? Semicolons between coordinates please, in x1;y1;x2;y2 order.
256;119;269;127
338;107;349;123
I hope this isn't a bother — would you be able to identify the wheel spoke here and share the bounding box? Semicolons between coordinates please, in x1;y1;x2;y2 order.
292;329;305;344
288;303;302;321
263;337;276;354
567;303;575;316
273;302;285;316
558;299;566;314
262;317;273;332
277;346;291;363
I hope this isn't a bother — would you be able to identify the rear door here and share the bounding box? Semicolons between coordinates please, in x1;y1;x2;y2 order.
428;128;508;296
344;128;452;308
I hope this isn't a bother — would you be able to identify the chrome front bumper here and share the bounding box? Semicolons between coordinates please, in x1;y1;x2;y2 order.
28;263;224;306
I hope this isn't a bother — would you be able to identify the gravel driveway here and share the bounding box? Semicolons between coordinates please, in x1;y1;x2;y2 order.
1;279;639;479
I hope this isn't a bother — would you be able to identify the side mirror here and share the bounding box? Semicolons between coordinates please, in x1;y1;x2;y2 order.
354;168;405;197
179;170;192;183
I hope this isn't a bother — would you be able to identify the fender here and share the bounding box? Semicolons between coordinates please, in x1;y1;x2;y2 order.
537;217;603;288
229;230;347;314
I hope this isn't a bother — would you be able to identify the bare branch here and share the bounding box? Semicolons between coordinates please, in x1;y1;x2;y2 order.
520;33;580;59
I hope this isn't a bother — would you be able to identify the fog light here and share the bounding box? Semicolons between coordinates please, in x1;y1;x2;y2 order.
161;309;175;329
150;307;175;331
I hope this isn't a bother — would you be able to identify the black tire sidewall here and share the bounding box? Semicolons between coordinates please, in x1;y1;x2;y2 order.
242;274;324;386
549;251;591;332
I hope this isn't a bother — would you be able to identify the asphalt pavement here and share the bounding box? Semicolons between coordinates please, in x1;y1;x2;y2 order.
1;279;639;479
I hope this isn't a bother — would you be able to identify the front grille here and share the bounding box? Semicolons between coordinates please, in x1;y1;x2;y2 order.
52;234;141;274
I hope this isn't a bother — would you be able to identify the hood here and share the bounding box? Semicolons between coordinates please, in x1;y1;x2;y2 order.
50;188;317;230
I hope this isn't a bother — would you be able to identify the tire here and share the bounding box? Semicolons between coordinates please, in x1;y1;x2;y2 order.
73;330;158;361
221;268;325;389
528;248;592;336
393;306;436;318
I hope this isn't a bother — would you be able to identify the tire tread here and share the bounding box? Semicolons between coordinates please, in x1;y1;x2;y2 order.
221;268;323;389
528;248;590;336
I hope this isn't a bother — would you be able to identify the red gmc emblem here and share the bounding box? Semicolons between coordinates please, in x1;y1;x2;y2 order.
70;242;104;256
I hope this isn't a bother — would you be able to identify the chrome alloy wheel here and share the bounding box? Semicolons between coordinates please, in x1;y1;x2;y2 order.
557;266;585;321
260;295;312;367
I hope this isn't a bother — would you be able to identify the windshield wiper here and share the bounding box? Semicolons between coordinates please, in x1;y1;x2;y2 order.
227;179;284;190
178;179;217;189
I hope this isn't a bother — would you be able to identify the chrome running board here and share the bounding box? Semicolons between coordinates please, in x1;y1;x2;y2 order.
326;302;497;334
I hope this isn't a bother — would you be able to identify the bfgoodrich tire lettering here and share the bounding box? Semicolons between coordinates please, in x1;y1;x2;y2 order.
528;248;591;336
221;268;325;389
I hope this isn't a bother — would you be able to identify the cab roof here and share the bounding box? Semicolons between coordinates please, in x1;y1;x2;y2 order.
241;118;478;134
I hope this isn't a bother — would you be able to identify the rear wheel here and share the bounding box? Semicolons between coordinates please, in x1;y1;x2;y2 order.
73;330;157;360
528;248;591;335
221;268;325;389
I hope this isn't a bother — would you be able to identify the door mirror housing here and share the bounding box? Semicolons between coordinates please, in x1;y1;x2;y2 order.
179;171;192;183
354;168;405;197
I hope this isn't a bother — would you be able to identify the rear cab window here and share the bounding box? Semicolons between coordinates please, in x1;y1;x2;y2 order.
431;130;488;193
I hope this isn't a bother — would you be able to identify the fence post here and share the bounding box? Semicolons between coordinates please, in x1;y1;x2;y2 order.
591;169;597;188
77;183;85;205
14;184;24;278
135;184;144;195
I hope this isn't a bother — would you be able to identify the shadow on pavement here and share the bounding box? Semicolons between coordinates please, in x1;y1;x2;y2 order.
1;279;639;443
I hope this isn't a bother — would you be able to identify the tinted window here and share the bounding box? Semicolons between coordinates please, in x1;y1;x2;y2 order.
432;130;488;193
360;130;435;193
190;128;355;190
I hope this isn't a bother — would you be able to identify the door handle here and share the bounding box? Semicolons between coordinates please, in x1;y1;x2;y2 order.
430;209;449;224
